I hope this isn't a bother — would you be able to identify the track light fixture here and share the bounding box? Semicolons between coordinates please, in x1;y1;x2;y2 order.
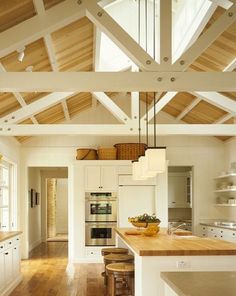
17;47;25;62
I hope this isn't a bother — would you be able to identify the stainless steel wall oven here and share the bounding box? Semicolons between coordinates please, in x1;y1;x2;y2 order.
85;192;117;222
85;192;117;246
85;222;116;246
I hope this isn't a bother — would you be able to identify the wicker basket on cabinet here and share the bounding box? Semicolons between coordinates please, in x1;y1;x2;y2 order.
98;147;117;160
114;143;147;160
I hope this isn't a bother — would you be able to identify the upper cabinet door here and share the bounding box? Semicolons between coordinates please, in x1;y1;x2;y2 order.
168;173;189;208
84;166;101;190
101;166;117;191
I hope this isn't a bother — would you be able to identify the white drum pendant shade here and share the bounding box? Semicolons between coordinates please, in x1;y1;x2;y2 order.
140;156;157;178
145;148;166;173
132;160;147;180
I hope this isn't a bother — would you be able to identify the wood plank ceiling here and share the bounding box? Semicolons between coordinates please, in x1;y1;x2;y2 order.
0;2;235;142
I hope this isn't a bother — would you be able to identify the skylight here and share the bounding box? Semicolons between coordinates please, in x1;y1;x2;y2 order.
98;0;212;70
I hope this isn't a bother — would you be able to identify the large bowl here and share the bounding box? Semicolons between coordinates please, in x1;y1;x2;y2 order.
131;221;160;228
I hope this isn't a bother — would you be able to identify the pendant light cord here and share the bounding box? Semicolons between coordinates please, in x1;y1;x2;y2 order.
153;0;156;147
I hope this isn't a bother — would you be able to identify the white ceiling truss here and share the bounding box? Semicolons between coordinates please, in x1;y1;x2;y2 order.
0;0;235;138
33;0;71;122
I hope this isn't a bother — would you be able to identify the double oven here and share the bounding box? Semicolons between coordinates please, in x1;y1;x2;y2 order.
85;192;117;246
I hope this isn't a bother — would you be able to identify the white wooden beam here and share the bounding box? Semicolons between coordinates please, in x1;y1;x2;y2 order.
224;58;236;72
193;91;236;114
208;0;234;9
159;0;172;69
0;63;38;124
176;97;202;121
92;92;129;123
33;0;46;15
141;92;178;122
0;92;75;124
0;0;86;58
131;92;139;120
1;124;236;136
214;113;234;124
173;3;236;70
43;35;59;72
85;0;159;71
61;100;71;122
0;72;235;92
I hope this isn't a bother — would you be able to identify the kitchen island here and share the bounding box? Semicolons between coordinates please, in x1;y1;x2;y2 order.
116;228;236;296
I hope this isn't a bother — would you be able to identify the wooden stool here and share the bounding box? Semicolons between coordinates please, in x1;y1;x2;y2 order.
101;247;129;257
106;263;134;296
103;253;134;286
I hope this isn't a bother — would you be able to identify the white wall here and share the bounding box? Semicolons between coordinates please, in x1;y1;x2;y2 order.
28;167;41;251
56;178;68;234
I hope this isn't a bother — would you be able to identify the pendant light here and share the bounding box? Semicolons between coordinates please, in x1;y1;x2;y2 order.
141;0;166;177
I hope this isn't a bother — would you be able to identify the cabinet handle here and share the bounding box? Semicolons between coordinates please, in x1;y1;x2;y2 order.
17;238;19;241
0;246;3;249
9;242;12;244
5;252;8;255
172;202;176;204
14;247;16;250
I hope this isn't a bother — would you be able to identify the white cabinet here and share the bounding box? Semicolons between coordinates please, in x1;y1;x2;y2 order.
0;251;4;292
200;225;236;243
0;235;22;295
85;165;117;191
168;172;191;208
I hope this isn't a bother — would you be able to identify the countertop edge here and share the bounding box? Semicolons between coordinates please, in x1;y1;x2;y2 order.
200;222;236;231
161;272;186;296
0;231;23;243
116;228;236;256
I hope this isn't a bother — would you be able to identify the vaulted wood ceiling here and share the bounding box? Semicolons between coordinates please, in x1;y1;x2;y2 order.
0;1;235;143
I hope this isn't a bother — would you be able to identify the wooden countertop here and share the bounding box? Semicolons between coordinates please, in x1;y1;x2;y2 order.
0;231;22;242
161;272;236;296
115;228;236;256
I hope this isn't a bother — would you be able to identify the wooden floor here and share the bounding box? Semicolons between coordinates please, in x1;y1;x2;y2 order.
10;242;105;296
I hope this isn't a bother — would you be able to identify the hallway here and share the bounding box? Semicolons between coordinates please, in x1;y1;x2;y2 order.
10;242;105;296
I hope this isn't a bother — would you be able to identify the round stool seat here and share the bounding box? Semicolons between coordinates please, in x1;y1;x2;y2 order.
101;247;128;256
106;262;134;274
104;253;134;264
106;263;135;296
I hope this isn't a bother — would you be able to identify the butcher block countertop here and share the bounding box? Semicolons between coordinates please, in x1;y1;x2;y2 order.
161;272;236;296
0;231;22;242
115;228;236;256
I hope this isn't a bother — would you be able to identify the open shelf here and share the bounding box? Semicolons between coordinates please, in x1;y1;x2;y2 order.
214;173;236;179
215;204;236;207
214;189;236;193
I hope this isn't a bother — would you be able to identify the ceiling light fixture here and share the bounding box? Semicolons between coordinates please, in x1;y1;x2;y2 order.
17;47;25;62
25;65;34;72
132;0;166;180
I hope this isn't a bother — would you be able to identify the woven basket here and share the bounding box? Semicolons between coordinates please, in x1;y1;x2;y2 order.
98;147;117;160
76;149;98;160
114;143;147;160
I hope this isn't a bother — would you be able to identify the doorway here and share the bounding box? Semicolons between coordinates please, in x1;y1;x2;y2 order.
168;166;193;232
28;167;68;253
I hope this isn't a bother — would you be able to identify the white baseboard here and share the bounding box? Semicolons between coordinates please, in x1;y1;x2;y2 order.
2;274;23;296
29;238;42;252
73;257;103;263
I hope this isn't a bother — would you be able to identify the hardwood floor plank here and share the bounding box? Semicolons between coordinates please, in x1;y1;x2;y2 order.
10;242;105;296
